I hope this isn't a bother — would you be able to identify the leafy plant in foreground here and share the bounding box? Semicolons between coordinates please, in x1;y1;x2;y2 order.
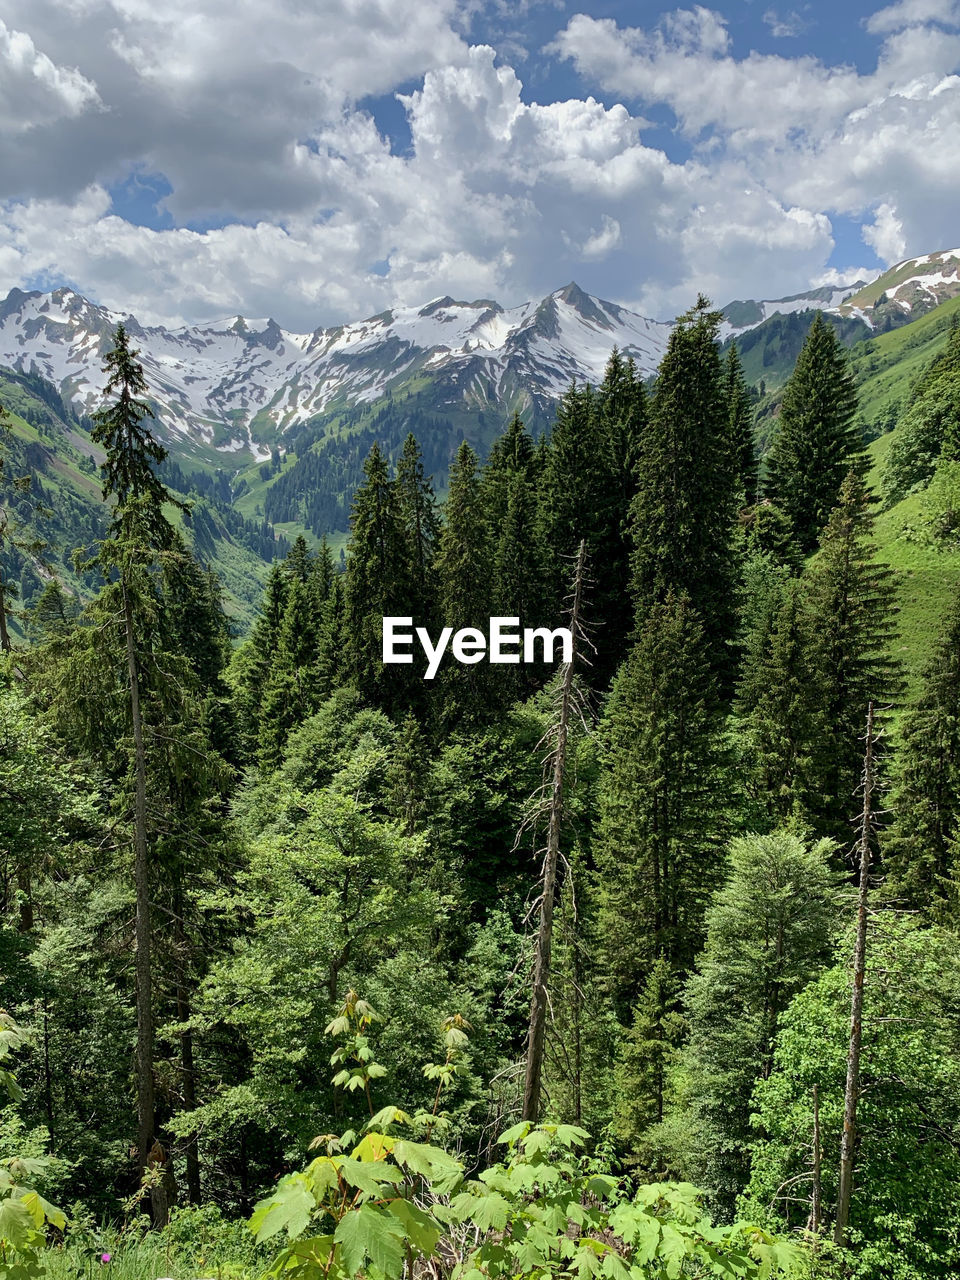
0;1011;66;1279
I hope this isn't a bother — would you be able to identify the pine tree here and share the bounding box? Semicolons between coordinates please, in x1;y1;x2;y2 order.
737;579;824;826
596;591;725;1006
630;297;739;684
539;382;604;598
613;957;684;1166
596;351;648;680
345;443;414;710
765;313;863;552
801;472;901;843
884;586;960;917
259;574;322;769
723;343;758;504
396;433;440;624
60;324;203;1220
435;442;494;726
684;833;840;1212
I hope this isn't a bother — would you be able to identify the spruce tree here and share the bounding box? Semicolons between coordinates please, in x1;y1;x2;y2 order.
613;957;684;1166
630;297;739;684
884;585;960;917
723;343;758;504
396;433;440;624
59;324;212;1219
765;312;862;552
596;591;725;1006
737;579;824;826
345;443;414;710
801;471;901;842
435;442;494;725
683;833;840;1212
596;351;648;680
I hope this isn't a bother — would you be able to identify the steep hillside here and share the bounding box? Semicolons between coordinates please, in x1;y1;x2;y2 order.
0;367;287;635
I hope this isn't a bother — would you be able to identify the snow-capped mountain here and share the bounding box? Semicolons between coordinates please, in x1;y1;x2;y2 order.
720;282;872;340
721;247;960;340
837;248;960;325
0;282;671;460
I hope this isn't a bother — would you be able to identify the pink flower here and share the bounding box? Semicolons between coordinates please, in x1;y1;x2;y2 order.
100;1254;112;1264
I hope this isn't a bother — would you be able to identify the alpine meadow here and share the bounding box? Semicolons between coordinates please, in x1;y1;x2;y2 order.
4;1;960;1278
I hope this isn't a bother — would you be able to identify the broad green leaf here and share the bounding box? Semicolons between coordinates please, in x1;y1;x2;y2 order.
251;1177;315;1243
553;1125;589;1149
497;1121;530;1147
305;1157;342;1200
452;1190;511;1232
0;1198;36;1250
336;1156;403;1195
601;1249;630;1280
18;1190;66;1232
351;1132;395;1162
386;1198;441;1255
392;1139;463;1191
657;1223;689;1279
334;1203;405;1278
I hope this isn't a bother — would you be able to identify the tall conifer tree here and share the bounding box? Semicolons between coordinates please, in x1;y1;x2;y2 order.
801;471;901;842
723;342;757;504
765;313;862;552
630;297;739;684
884;586;960;917
596;591;725;1008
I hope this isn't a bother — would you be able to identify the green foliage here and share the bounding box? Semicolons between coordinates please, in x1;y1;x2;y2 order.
884;582;960;916
681;833;841;1212
597;592;726;994
253;1117;805;1280
764;312;863;553
881;322;960;504
745;917;960;1279
630;297;740;683
0;1011;66;1279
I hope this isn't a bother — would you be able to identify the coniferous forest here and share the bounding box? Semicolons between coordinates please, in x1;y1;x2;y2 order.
4;295;960;1280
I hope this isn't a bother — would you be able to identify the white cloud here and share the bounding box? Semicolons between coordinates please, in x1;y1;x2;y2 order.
0;1;957;328
862;202;908;263
762;8;807;38
866;0;960;34
0;19;100;133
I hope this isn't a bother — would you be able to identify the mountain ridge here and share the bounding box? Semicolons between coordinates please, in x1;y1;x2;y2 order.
0;282;673;463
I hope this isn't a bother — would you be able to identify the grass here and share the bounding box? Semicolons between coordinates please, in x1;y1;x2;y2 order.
43;1207;268;1280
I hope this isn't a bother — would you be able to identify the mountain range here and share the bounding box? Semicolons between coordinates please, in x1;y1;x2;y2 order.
1;246;959;633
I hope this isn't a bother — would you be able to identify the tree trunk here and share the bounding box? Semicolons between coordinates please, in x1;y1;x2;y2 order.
0;580;10;653
123;576;156;1208
834;703;875;1246
177;964;201;1203
522;541;587;1123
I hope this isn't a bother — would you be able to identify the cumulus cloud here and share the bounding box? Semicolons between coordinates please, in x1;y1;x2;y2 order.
0;0;956;327
866;0;960;33
0;19;100;133
862;202;908;263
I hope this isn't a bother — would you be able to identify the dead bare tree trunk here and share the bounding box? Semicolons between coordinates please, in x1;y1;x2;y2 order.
521;541;589;1123
123;576;156;1210
834;702;875;1246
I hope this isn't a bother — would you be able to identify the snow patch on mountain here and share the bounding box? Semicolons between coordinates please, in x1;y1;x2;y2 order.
0;284;672;455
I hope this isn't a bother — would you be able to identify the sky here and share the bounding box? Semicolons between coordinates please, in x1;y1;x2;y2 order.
0;0;957;329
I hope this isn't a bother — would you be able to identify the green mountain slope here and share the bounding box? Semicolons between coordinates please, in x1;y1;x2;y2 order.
0;367;287;637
